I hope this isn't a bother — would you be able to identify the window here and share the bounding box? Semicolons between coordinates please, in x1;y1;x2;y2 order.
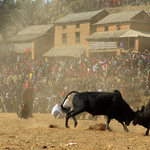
62;25;66;29
76;24;80;28
117;25;120;30
105;26;108;31
75;32;80;43
62;33;67;44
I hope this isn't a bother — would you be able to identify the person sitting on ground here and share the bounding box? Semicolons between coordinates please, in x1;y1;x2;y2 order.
17;101;30;119
51;103;65;119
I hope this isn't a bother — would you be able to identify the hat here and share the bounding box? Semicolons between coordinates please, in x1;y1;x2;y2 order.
25;83;29;87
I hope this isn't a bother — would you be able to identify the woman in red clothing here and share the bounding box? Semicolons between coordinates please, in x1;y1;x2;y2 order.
113;0;116;7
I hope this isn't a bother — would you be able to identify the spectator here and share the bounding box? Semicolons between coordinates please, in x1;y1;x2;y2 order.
51;103;65;119
22;83;34;118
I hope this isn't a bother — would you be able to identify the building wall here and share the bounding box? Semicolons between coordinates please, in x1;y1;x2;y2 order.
86;41;89;58
139;37;150;52
97;26;105;32
120;24;130;30
90;10;109;34
108;25;117;31
34;34;54;60
96;23;130;32
90;11;150;55
32;42;34;60
96;12;150;32
130;22;150;32
55;22;90;47
132;11;150;23
135;38;139;51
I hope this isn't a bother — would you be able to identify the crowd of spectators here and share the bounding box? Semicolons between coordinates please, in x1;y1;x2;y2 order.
88;0;150;9
0;48;150;115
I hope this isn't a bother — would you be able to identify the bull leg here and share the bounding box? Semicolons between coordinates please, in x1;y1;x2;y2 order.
121;122;129;132
145;123;150;136
71;109;85;128
106;117;111;130
69;108;85;128
65;117;69;128
72;116;77;128
65;110;74;128
65;109;81;128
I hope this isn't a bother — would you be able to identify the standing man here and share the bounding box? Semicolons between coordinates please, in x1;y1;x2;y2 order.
22;83;34;118
0;92;7;113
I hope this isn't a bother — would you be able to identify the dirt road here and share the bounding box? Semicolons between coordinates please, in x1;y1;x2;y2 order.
0;113;150;150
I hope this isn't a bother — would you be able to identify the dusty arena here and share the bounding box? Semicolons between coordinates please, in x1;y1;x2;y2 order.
0;113;150;150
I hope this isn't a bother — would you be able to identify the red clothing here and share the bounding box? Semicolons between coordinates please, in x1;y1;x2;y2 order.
113;0;116;7
27;89;30;102
34;86;38;92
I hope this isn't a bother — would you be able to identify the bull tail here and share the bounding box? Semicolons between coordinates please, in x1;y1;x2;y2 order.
61;91;79;113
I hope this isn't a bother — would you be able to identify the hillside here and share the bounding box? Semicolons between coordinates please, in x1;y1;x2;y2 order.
105;5;150;14
5;4;150;37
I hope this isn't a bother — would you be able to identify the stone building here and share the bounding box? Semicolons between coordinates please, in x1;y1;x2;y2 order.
43;10;108;58
86;10;150;57
2;24;54;61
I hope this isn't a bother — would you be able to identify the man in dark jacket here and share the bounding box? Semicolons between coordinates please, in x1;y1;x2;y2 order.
22;83;34;118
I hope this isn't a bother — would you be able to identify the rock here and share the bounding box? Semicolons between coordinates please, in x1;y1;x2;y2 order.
26;141;30;144
42;146;47;149
87;123;106;131
48;124;58;128
9;136;16;138
63;143;77;147
69;143;77;146
63;144;69;147
108;145;113;148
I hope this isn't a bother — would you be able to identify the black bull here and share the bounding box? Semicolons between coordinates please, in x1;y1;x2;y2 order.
61;90;135;132
133;99;150;136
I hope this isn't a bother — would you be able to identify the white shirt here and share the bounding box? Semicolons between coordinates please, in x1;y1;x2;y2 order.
51;104;64;116
46;97;51;105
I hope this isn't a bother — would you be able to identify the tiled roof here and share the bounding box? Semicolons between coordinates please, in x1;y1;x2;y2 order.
43;45;86;57
5;24;54;42
86;29;150;40
54;10;107;24
94;10;143;25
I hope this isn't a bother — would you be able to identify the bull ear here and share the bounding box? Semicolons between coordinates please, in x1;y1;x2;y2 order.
141;106;145;112
137;107;139;111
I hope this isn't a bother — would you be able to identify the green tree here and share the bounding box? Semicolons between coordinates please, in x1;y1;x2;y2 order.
0;0;20;37
12;0;45;29
59;0;88;13
1;0;65;37
8;0;60;35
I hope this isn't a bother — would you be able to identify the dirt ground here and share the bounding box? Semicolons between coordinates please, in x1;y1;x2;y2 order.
0;113;150;150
